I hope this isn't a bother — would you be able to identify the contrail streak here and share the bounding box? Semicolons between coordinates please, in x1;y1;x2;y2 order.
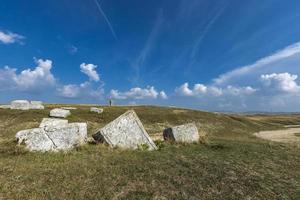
93;0;118;41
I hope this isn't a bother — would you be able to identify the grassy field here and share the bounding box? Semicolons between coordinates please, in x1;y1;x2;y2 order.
0;105;300;199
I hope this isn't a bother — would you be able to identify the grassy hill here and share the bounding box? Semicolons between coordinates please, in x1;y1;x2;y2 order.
0;105;300;199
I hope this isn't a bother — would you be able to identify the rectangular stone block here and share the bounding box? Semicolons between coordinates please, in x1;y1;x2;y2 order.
90;107;103;114
10;100;30;110
49;108;71;118
93;110;157;150
163;123;199;143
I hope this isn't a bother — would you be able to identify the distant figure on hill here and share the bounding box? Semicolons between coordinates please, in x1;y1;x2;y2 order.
109;99;112;106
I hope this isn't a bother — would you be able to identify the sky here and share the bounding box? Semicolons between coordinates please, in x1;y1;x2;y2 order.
1;0;300;112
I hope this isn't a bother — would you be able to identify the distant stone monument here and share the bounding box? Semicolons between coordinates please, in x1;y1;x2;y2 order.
90;107;103;114
5;100;45;110
92;110;157;150
49;108;71;118
163;123;199;143
16;118;87;152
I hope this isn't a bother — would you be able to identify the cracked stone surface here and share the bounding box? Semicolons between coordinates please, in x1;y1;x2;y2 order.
93;110;157;150
16;120;87;152
90;107;103;114
49;108;71;118
163;123;199;143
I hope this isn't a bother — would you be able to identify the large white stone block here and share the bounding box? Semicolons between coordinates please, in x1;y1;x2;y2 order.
163;123;199;143
10;100;30;110
16;120;87;152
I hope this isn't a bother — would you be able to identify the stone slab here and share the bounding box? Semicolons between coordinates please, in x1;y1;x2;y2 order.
49;108;71;118
93;110;157;150
90;107;103;114
163;123;199;143
10;100;30;110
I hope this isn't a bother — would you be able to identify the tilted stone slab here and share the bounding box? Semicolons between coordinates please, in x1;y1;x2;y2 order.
49;108;71;118
16;120;87;152
90;107;103;114
93;110;157;150
163;123;199;143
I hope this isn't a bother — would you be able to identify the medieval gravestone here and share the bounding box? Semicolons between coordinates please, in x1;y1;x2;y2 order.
163;123;199;143
93;110;157;150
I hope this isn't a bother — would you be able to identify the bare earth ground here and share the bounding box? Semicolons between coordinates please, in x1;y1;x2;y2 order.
0;105;300;199
254;126;300;144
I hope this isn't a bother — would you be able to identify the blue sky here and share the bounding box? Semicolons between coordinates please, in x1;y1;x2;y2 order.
1;0;300;112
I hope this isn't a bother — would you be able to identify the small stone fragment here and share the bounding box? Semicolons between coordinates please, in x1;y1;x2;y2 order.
90;107;103;114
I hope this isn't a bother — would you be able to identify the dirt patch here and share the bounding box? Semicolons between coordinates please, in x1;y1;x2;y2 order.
254;127;300;144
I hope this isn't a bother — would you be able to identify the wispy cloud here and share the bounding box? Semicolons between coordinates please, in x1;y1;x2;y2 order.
93;0;118;41
131;10;164;84
0;30;25;44
190;3;227;58
214;41;300;85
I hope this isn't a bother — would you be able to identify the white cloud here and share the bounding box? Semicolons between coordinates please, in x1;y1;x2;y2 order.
214;42;300;85
0;30;25;44
159;91;168;99
261;72;300;93
110;86;166;100
57;81;104;99
0;58;56;92
57;84;80;98
80;63;100;82
175;82;256;97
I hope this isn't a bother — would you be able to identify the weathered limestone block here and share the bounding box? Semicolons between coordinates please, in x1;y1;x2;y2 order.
93;110;157;150
49;108;71;118
10;100;30;110
16;128;55;152
29;101;44;110
16;121;87;152
163;123;199;143
90;107;103;114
